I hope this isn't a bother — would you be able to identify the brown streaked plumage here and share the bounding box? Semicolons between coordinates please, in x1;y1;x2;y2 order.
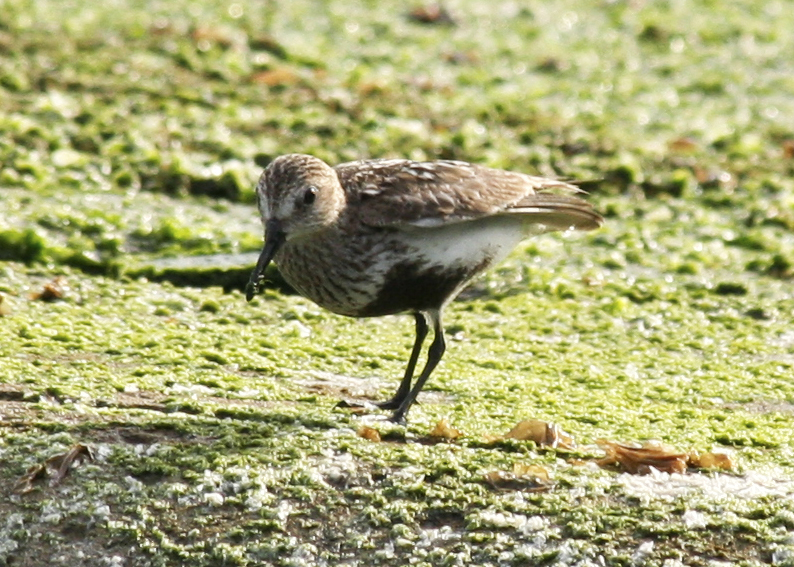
246;154;603;423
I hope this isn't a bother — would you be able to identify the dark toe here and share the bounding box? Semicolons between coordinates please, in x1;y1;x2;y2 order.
388;411;408;426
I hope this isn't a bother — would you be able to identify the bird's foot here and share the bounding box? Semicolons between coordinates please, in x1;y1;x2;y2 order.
388;411;407;426
375;398;403;410
335;395;406;411
334;398;409;425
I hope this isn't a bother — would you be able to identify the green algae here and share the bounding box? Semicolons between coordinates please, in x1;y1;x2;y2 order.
2;0;794;564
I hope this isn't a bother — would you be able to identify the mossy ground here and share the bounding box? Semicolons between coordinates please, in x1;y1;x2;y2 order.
2;0;794;565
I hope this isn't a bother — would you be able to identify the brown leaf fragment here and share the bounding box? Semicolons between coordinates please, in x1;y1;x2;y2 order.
251;67;300;87
668;136;699;153
408;4;456;25
358;426;381;442
14;464;48;494
484;464;553;492
30;277;68;301
428;419;462;441
47;444;95;484
782;139;794;159
688;450;735;471
512;463;551;482
596;439;687;474
13;444;94;493
503;419;576;450
149;18;174;36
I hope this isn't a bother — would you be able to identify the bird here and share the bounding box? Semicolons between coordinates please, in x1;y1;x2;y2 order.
245;154;603;424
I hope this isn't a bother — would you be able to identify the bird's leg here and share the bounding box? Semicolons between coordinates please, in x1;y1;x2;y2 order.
377;312;428;410
390;310;445;424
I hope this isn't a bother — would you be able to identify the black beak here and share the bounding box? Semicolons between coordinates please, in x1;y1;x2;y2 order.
245;219;286;302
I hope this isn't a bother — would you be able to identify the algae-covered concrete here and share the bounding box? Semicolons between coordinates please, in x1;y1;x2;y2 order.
1;0;794;565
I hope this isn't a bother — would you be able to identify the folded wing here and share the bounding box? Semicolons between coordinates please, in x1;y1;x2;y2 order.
336;159;603;231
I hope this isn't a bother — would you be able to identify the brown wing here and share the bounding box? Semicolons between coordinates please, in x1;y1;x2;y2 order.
335;159;602;231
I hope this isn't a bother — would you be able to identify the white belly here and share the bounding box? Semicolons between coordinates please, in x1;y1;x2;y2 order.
396;215;528;271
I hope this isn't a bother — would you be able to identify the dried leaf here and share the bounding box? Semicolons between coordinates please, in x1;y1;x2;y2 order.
251;68;300;87
358;426;381;442
504;419;546;441
596;439;687;474
14;444;94;493
14;464;47;494
428;419;462;441
668;136;699;153
503;419;575;449
31;277;68;302
512;463;550;482
689;450;735;471
783;139;794;159
408;3;456;25
483;464;553;492
47;444;95;484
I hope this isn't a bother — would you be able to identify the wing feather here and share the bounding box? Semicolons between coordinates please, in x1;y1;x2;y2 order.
335;159;602;231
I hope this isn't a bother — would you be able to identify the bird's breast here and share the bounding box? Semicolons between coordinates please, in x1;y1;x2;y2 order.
274;217;527;318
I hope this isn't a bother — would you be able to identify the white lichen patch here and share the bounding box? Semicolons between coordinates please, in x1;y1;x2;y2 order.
617;467;794;504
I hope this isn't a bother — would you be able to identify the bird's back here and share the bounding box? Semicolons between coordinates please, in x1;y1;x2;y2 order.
335;159;602;232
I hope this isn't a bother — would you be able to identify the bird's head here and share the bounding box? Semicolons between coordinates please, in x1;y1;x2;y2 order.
257;154;346;239
246;154;345;301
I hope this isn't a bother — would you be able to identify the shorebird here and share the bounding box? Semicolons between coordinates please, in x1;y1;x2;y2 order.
246;154;603;424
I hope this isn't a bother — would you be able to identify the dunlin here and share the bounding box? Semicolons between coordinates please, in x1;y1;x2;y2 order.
246;154;603;423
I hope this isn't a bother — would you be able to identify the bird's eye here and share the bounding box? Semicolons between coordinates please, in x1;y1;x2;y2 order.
303;186;318;205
